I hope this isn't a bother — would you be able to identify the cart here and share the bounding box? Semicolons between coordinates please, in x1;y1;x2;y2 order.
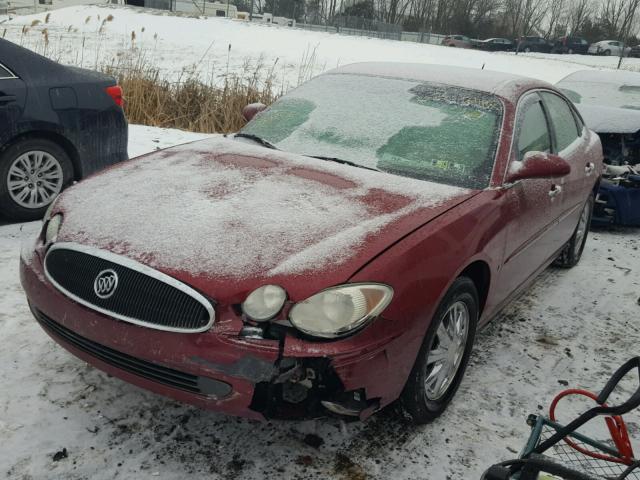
483;357;640;480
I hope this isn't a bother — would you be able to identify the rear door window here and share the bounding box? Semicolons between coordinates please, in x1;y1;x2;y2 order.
516;96;551;161
540;92;581;152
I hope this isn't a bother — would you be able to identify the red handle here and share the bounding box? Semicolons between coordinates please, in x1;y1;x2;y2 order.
550;389;635;465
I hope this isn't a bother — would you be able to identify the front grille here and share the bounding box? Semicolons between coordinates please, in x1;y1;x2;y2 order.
34;308;231;398
44;243;214;332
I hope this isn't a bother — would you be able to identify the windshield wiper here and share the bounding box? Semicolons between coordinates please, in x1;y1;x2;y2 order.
308;155;380;172
233;133;277;150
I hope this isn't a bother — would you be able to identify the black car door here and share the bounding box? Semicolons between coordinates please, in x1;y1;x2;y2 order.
0;62;27;146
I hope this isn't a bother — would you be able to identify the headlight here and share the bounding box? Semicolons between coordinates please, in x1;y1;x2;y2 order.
242;285;287;322
289;283;393;338
45;214;62;245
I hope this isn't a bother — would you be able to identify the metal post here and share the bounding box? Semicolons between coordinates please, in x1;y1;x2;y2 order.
249;0;254;20
226;0;229;17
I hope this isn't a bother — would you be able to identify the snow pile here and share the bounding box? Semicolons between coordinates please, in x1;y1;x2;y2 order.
56;137;469;278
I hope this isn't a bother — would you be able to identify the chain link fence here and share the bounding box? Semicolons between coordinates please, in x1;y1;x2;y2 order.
296;19;446;46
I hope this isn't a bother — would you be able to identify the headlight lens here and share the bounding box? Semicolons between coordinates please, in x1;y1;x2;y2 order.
242;284;287;322
289;283;393;338
45;214;62;245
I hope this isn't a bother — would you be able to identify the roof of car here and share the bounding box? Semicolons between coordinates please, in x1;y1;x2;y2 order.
557;69;640;86
327;62;547;100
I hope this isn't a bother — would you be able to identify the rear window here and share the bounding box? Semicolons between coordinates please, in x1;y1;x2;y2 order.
242;74;504;189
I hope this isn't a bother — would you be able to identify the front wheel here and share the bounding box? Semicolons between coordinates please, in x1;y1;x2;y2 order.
399;277;479;424
604;49;611;56
0;138;74;221
555;193;594;268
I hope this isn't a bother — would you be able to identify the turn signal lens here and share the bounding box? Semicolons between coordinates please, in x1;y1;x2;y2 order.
242;285;287;322
45;214;62;245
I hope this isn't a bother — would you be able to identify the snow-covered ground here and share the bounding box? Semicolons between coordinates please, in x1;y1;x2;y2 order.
1;125;639;479
2;5;640;90
2;7;640;478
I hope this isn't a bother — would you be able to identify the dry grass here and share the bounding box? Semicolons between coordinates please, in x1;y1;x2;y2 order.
2;21;323;133
110;62;279;133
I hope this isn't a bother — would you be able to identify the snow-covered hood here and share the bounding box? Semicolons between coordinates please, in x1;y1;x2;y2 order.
55;137;476;301
577;104;640;134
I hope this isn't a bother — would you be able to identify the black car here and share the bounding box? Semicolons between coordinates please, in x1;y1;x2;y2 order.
630;45;640;58
551;36;589;54
474;38;514;52
516;36;553;53
0;39;128;221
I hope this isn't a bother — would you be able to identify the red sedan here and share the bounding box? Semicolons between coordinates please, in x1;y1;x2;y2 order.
20;63;602;424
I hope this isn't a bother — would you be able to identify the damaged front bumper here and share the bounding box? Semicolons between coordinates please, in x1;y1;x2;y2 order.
20;252;395;421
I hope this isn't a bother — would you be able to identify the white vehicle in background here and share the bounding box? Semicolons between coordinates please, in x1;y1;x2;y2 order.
588;40;631;56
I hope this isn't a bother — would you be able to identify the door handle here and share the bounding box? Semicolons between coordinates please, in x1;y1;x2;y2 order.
0;94;16;104
548;185;562;198
585;162;595;175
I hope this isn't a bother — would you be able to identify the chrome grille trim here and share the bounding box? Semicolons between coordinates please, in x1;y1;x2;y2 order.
44;242;215;333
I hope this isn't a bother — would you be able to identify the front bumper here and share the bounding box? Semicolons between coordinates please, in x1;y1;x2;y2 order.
20;249;400;420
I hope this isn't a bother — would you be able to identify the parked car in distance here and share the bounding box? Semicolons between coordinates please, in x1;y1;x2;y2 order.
442;35;473;48
516;36;553;53
630;45;640;58
474;37;514;51
557;69;640;226
0;38;128;221
22;63;602;425
588;40;631;56
552;36;589;54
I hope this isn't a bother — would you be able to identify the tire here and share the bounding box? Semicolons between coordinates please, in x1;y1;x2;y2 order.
0;138;74;221
399;277;479;424
524;47;531;53
568;48;574;54
555;193;594;268
604;49;611;56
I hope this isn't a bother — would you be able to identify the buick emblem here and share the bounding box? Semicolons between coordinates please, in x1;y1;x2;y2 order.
94;269;119;299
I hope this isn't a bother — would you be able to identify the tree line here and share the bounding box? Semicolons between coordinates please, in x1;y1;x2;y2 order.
236;0;640;44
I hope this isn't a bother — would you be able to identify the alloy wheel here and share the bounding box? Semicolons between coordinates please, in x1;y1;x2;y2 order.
424;301;470;401
7;150;63;209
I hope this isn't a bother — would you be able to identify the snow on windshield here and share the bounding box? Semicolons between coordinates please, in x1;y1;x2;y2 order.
242;73;503;189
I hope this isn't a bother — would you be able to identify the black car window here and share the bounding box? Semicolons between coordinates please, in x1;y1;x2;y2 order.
516;96;551;161
0;64;14;79
540;92;581;151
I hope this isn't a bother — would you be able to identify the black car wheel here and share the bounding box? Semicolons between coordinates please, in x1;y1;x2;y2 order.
555;194;594;268
399;277;478;424
603;49;611;56
0;138;73;221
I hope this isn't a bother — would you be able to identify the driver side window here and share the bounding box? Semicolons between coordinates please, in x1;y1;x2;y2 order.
516;96;551;161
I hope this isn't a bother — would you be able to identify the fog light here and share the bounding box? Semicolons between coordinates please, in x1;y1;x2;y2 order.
242;285;287;322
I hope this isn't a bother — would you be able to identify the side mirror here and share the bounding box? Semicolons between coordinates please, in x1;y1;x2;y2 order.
506;152;571;183
242;102;267;122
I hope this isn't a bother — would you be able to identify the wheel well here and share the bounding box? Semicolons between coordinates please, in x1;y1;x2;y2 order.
2;131;80;180
460;261;490;315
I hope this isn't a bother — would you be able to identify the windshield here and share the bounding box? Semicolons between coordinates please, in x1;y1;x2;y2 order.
240;74;504;189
